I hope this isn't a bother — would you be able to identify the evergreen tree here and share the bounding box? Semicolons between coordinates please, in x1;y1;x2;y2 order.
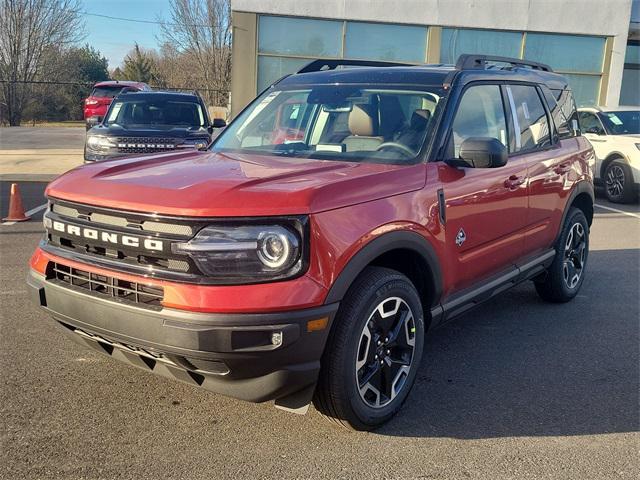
121;43;158;84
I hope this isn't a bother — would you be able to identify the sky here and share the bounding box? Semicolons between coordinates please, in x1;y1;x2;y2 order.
81;0;172;69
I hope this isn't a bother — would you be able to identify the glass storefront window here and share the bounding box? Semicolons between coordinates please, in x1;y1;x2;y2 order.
620;69;640;106
625;44;640;64
258;16;342;57
524;33;605;73
563;74;601;107
440;28;522;64
257;56;312;92
345;22;427;63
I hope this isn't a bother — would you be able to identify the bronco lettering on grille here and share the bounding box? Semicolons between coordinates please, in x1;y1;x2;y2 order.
51;220;164;251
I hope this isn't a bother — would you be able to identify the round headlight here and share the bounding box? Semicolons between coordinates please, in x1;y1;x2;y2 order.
257;231;291;268
86;135;114;151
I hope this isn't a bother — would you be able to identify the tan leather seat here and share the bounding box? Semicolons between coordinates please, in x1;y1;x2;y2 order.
343;105;384;152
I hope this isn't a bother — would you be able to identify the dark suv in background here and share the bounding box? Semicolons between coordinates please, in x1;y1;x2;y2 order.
84;91;224;162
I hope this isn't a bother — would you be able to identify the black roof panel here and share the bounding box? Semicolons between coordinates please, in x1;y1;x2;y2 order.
276;64;569;91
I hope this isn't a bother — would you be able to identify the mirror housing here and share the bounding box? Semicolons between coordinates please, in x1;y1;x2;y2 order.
448;137;508;169
85;115;103;131
209;118;227;133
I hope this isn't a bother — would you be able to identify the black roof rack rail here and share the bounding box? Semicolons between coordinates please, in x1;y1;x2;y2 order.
297;59;411;74
456;54;552;72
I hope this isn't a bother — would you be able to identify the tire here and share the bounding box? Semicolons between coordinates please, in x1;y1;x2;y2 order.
604;160;635;204
535;207;589;303
314;266;425;430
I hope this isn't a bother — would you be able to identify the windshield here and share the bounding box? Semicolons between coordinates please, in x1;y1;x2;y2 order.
105;99;205;127
599;110;640;135
212;86;443;164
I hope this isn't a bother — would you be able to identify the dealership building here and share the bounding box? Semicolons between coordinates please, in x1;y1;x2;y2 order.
230;0;640;116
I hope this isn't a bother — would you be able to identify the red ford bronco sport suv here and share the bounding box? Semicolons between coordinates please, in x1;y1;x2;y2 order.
29;55;595;430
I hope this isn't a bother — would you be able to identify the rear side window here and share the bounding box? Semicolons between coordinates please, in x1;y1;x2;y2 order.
550;88;579;138
450;84;508;157
506;85;551;152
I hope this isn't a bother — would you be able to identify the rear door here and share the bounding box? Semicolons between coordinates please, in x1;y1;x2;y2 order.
518;84;576;256
439;83;528;293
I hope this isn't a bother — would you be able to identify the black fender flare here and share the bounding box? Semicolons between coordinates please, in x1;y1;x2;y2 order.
556;181;595;243
324;230;443;307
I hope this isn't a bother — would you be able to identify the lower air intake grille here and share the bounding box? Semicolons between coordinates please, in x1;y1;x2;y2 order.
47;262;164;309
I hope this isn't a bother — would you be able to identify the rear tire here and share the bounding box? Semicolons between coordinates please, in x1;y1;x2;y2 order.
535;207;589;303
314;267;425;430
604;160;635;204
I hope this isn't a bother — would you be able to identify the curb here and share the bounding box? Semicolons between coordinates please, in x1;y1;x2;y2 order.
0;174;57;183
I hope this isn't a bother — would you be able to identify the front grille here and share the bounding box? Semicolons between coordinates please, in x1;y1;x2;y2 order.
46;199;200;278
116;137;178;154
51;203;195;237
47;262;164;309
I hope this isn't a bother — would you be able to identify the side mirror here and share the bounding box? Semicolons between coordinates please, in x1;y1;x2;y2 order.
209;118;227;133
85;115;103;131
447;137;508;169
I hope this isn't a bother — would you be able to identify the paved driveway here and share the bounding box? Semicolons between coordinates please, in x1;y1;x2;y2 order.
0;185;638;480
0;127;85;177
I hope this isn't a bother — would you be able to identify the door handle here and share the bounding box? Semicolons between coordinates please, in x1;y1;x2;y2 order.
554;162;571;175
504;175;526;189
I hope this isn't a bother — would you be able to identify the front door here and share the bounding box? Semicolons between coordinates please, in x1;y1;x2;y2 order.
439;83;528;294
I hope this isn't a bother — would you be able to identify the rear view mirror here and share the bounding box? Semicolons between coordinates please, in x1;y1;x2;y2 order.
447;137;508;169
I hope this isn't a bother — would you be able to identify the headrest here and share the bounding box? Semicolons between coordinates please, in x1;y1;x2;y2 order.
348;105;376;136
410;109;431;130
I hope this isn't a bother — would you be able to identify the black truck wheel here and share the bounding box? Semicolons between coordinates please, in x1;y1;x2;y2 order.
314;267;425;430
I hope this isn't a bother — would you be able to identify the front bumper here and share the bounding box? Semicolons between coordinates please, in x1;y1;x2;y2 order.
27;270;338;405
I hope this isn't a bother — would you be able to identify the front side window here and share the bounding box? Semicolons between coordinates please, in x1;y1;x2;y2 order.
212;86;443;165
450;84;508;157
578;111;605;134
106;99;206;127
506;85;551;152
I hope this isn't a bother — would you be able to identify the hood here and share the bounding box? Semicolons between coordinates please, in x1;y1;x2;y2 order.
46;151;426;217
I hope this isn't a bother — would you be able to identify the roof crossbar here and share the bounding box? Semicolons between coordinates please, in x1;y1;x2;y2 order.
455;54;552;72
297;59;411;74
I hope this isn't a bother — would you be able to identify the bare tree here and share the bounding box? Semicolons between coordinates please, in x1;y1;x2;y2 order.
159;0;231;106
0;0;84;125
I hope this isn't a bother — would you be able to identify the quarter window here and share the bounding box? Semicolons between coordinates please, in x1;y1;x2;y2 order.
506;85;551;152
450;84;508;157
543;88;578;139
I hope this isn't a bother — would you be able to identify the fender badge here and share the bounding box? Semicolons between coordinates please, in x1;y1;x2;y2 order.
455;228;467;247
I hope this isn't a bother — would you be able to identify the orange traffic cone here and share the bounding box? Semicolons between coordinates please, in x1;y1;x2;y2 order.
3;183;30;222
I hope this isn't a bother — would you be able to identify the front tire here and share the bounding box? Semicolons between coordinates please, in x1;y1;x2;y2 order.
314;267;425;430
535;207;589;303
604;160;635;203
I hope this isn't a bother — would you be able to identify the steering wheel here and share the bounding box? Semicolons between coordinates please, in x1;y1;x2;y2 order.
375;142;415;157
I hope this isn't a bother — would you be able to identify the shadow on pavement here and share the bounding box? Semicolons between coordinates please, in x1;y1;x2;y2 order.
377;248;640;439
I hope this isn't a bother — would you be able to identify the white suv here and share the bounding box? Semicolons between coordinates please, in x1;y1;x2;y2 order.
578;107;640;203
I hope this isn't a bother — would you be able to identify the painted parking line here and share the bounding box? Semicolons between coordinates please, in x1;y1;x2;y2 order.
25;203;48;217
1;202;47;226
594;203;640;219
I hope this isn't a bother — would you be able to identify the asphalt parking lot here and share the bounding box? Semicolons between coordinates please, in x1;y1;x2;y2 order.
1;182;638;480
